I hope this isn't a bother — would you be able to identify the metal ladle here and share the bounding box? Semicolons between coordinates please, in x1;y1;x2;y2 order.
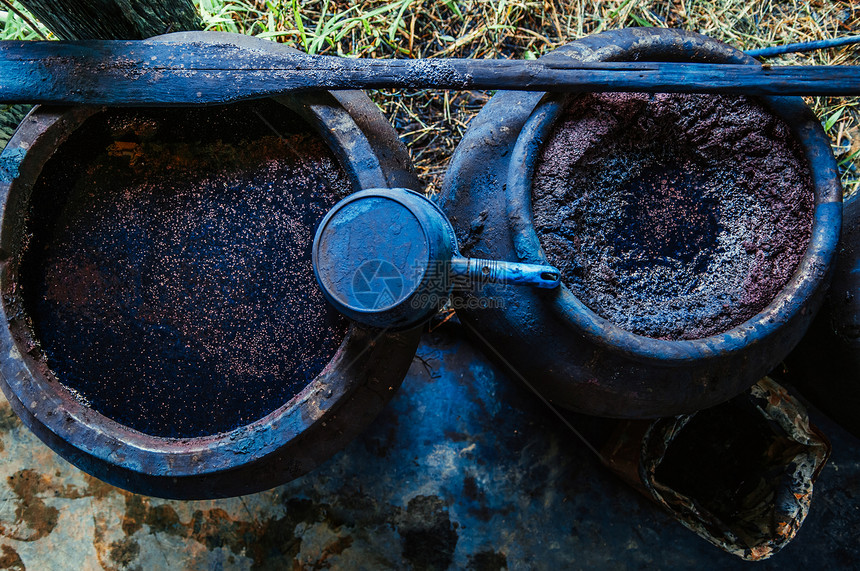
312;188;560;329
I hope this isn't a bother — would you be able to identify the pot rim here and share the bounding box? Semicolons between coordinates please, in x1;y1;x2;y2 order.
505;28;842;367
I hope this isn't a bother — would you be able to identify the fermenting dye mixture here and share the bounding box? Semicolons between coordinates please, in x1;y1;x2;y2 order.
532;93;815;340
19;100;351;437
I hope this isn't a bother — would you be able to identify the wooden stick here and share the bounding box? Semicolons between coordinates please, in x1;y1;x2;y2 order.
745;35;860;58
0;40;858;105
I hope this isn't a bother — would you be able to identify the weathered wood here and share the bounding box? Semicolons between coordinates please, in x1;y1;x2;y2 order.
0;39;858;106
14;0;202;40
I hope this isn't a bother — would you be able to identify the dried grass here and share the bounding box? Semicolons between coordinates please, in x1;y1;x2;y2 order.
208;0;859;195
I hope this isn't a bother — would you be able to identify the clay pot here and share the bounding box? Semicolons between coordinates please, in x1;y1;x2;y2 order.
439;28;842;418
786;190;859;436
0;33;421;499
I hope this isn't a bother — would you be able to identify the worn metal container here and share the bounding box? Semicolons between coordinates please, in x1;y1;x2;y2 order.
439;28;842;418
0;32;422;499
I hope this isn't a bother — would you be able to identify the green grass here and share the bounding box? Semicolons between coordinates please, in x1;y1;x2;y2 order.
0;0;48;40
0;1;48;148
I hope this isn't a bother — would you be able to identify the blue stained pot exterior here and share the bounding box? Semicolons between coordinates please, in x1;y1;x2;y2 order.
438;27;842;418
0;33;422;499
787;190;860;436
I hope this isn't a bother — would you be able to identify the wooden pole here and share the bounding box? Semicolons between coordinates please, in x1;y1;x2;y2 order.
0;41;857;105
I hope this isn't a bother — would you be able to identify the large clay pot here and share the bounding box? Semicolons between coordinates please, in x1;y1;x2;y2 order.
439;28;842;418
786;190;859;436
0;33;421;499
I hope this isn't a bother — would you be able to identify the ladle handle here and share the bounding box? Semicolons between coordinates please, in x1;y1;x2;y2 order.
450;257;561;289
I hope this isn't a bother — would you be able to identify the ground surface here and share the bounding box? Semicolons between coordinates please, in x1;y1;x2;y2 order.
0;322;857;570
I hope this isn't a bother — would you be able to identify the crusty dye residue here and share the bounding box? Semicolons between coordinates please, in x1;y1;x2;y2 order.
20;101;350;437
532;93;814;339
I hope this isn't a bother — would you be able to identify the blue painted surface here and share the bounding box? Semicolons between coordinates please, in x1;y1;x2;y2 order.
260;321;860;568
788;191;860;437
0;146;24;182
0;318;857;568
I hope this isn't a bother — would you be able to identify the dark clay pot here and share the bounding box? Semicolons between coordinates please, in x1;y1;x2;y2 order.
0;33;422;499
439;28;842;418
786;190;860;437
